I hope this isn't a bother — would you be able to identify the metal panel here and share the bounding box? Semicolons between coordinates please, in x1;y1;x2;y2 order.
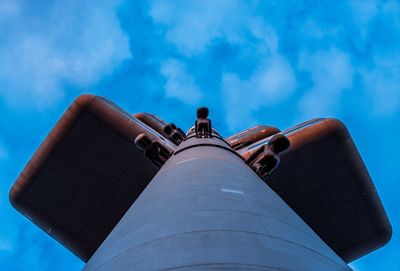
9;94;173;261
237;118;392;262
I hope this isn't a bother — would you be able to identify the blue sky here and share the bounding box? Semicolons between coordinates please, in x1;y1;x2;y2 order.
0;0;399;270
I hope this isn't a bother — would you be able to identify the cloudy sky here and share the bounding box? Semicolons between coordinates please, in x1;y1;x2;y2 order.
0;0;399;270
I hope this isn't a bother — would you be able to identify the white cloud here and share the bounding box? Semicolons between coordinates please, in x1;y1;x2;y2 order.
0;145;8;160
0;0;130;109
359;56;400;117
222;54;296;131
149;0;291;130
299;18;342;42
298;48;354;118
0;0;19;19
0;236;14;252
0;135;9;161
150;0;244;54
382;0;400;14
256;55;297;101
161;58;203;104
149;0;278;56
246;17;279;55
0;213;19;258
349;0;378;25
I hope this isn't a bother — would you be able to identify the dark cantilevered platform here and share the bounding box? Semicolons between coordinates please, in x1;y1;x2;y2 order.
234;119;392;262
9;95;176;261
9;94;391;266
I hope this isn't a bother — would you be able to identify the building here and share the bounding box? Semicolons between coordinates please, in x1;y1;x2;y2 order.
9;95;391;270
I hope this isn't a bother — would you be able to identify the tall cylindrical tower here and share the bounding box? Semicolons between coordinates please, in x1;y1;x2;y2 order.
83;135;350;271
